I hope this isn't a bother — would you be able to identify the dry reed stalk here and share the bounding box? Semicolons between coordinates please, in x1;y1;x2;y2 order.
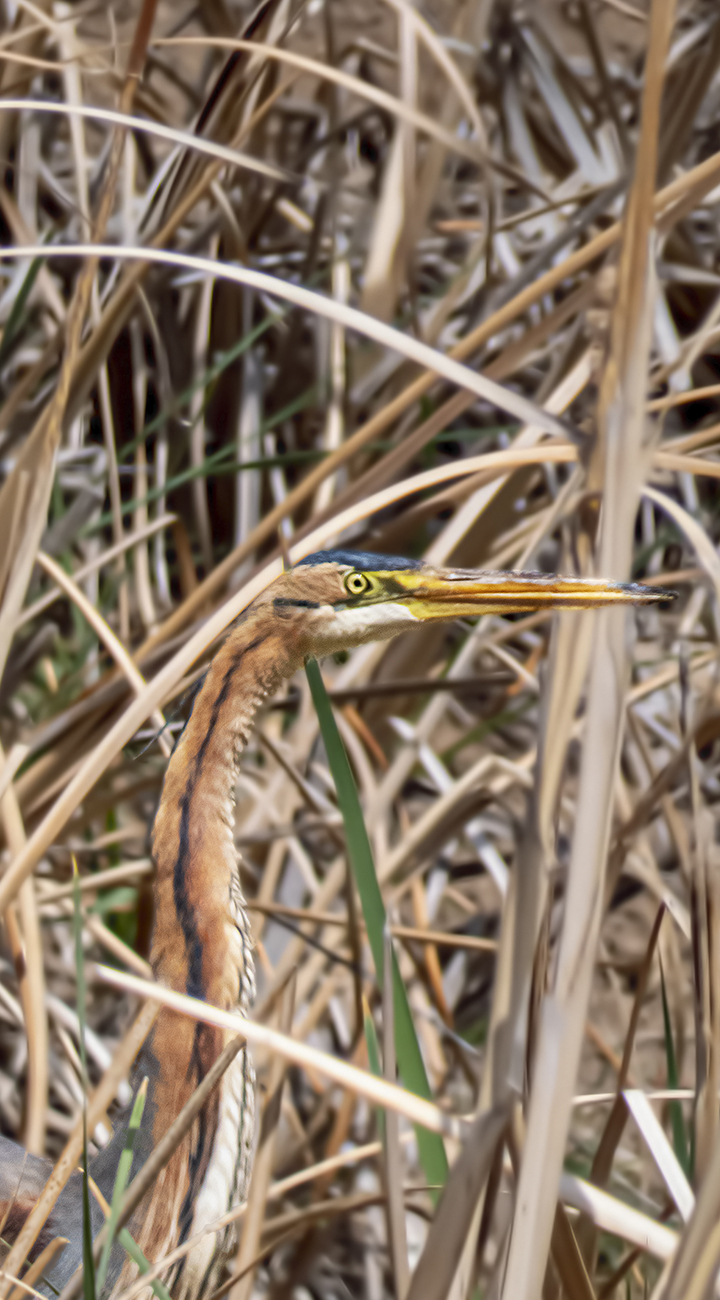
500;3;678;1297
94;965;467;1140
0;0;159;679
0;739;47;1156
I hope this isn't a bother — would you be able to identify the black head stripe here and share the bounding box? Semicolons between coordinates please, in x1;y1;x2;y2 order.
295;549;422;571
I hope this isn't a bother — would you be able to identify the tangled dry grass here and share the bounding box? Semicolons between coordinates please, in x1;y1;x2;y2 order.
2;0;720;1296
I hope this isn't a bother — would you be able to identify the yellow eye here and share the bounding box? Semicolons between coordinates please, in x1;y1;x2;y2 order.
345;572;371;596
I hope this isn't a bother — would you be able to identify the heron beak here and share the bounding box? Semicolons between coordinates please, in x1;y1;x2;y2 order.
391;568;676;621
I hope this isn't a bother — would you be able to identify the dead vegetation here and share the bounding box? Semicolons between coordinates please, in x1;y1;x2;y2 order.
1;0;720;1296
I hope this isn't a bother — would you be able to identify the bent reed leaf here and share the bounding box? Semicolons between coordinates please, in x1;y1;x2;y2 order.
305;656;448;1188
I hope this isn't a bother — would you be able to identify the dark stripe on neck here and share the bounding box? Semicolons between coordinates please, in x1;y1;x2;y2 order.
176;785;204;1000
174;1025;215;1256
173;636;264;1001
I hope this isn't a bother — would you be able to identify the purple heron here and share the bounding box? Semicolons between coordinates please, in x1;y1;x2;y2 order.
0;550;673;1298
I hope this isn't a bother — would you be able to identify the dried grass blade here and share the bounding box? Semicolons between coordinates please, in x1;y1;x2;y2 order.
0;0;159;683
559;1171;678;1262
16;515;175;629
0;99;289;182
361;130;406;322
624;1090;695;1222
0;244;576;442
72;863;96;1300
116;145;720;650
0;561;283;916
643;484;720;604
0;741;47;1156
550;1205;598;1300
4;1236;69;1300
576;906;666;1270
648;1131;720;1300
500;4;677;1296
405;1105;508;1300
153;38;492;172
35;553;170;757
93;966;466;1142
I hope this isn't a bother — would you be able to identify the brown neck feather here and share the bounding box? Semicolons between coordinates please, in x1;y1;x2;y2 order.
1;604;310;1299
151;608;297;1004
115;609;303;1297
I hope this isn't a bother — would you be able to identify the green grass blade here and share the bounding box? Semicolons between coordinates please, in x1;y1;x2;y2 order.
85;386;319;536
118;308;285;462
96;1078;148;1294
73;875;167;1298
0;253;44;369
72;862;97;1300
659;955;690;1176
362;994;385;1141
116;1231;172;1300
306;658;448;1188
118;266;327;463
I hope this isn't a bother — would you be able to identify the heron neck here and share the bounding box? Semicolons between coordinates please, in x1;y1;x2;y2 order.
100;611;301;1297
151;608;299;1005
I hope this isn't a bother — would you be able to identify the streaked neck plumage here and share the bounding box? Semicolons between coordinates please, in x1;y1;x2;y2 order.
122;609;302;1299
2;607;301;1300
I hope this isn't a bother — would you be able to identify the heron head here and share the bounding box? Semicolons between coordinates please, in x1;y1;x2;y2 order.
260;549;673;661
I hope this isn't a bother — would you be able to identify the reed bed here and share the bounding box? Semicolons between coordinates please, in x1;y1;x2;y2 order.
1;0;720;1296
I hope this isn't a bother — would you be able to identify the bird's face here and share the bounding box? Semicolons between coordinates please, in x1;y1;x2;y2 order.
260;549;671;661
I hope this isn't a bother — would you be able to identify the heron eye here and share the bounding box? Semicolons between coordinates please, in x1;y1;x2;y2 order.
345;572;371;596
